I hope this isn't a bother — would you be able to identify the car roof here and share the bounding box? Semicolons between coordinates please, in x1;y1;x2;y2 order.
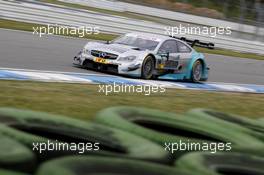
125;32;172;42
124;32;194;51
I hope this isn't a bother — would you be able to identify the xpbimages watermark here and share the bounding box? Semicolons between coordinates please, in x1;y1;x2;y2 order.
32;24;100;37
164;140;232;154
98;83;166;96
32;140;100;154
165;24;232;37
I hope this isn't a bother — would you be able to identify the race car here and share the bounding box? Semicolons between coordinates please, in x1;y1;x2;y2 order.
73;32;213;82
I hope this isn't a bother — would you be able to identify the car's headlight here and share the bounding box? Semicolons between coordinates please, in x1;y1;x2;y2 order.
118;56;137;62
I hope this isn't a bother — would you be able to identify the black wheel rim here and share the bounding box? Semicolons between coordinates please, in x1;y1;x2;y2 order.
193;62;202;81
143;59;153;77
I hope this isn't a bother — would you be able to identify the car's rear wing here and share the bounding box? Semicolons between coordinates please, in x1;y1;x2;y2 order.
170;36;215;49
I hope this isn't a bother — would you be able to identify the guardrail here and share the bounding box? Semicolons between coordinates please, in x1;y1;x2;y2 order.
0;0;264;55
60;0;264;36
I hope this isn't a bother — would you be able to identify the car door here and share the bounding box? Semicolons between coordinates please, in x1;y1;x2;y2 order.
176;41;193;72
157;40;180;70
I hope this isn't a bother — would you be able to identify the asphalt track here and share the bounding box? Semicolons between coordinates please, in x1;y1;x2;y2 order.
1;29;264;85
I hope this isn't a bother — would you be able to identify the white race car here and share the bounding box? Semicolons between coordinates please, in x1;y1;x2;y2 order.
73;32;212;82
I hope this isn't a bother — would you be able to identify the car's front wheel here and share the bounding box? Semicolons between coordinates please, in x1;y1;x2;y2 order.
141;56;154;79
191;60;203;82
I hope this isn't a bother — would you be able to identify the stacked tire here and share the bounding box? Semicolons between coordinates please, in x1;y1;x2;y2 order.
0;107;263;175
175;152;264;175
95;106;264;157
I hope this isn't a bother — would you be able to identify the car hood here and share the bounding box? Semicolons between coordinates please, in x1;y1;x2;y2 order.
84;42;146;56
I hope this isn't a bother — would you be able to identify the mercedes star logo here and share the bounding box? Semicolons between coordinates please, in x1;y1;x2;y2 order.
100;52;107;58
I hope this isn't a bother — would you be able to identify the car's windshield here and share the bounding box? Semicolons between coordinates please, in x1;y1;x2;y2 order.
113;35;159;51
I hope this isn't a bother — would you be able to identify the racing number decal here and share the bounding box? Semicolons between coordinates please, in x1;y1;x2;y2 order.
95;58;108;64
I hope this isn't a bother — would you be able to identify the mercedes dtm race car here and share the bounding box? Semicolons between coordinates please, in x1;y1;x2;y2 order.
73;33;213;82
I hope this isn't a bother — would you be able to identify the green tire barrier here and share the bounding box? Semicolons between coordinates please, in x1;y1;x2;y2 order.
175;152;264;175
258;118;264;124
95;106;264;156
36;156;192;175
186;109;264;143
0;134;36;173
0;124;57;162
187;108;264;137
0;169;29;175
0;108;170;164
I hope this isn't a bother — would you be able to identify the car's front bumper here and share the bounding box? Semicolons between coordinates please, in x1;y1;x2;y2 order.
73;51;84;66
73;52;141;77
82;59;119;74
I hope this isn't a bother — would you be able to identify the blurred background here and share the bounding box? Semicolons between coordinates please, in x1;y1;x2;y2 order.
52;0;264;52
97;0;264;42
123;0;264;25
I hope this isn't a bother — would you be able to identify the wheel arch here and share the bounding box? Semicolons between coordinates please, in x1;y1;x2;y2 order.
196;58;206;72
141;53;156;72
144;54;156;64
187;52;207;80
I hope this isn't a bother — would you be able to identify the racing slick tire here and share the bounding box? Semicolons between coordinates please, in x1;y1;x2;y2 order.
94;106;264;157
82;59;90;69
191;60;203;82
0;133;36;173
36;156;191;175
186;108;264;140
175;152;264;175
141;55;155;79
0;108;170;164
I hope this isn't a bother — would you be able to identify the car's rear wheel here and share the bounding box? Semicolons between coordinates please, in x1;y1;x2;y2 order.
141;56;154;79
191;60;203;82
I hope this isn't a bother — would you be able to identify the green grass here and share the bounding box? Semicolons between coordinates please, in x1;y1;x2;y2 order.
0;19;263;60
0;80;263;121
